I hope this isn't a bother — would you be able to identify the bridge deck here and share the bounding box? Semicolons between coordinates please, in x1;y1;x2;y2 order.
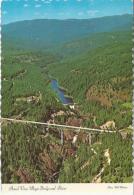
1;117;116;133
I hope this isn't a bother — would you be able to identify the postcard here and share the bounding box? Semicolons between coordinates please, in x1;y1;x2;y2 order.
1;0;133;194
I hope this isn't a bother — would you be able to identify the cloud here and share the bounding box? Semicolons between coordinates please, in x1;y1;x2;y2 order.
24;4;29;7
3;0;13;1
44;1;51;4
78;12;84;16
35;4;42;8
41;0;53;3
87;10;99;17
2;10;8;15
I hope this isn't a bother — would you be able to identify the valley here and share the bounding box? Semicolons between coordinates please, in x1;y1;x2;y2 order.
1;14;133;183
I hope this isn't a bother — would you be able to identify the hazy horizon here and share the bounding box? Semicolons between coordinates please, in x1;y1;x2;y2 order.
2;0;132;24
2;13;132;25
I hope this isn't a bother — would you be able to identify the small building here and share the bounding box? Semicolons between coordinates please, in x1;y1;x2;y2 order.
69;105;75;110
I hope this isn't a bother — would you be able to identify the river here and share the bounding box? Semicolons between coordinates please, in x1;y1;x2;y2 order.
51;79;73;105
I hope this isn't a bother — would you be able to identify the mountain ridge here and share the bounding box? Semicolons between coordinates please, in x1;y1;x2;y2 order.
2;14;132;50
3;13;132;26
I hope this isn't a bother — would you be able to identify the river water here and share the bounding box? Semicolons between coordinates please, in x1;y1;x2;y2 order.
51;79;73;105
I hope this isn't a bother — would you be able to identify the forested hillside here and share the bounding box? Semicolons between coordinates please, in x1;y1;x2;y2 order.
2;15;133;183
2;51;64;121
2;124;132;183
2;14;132;50
48;30;132;128
52;31;132;57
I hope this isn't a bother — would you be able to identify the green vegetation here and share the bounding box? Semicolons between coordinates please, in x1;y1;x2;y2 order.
100;133;132;183
2;14;132;51
2;52;64;121
48;31;132;128
2;124;132;183
2;123;62;183
2;15;133;183
59;133;132;183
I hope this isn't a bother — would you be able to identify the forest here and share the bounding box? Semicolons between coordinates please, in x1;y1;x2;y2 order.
1;15;133;183
2;123;132;183
48;30;132;128
2;51;64;121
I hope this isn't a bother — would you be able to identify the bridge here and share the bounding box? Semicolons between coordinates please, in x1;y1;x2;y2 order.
1;117;117;145
1;117;116;133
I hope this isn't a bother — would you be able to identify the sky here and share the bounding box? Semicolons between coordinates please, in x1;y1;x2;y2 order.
1;0;133;24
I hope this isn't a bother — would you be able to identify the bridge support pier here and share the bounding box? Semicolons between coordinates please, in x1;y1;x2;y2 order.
60;130;64;145
88;133;92;145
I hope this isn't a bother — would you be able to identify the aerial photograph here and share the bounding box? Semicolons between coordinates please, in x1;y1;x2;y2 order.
1;0;133;183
